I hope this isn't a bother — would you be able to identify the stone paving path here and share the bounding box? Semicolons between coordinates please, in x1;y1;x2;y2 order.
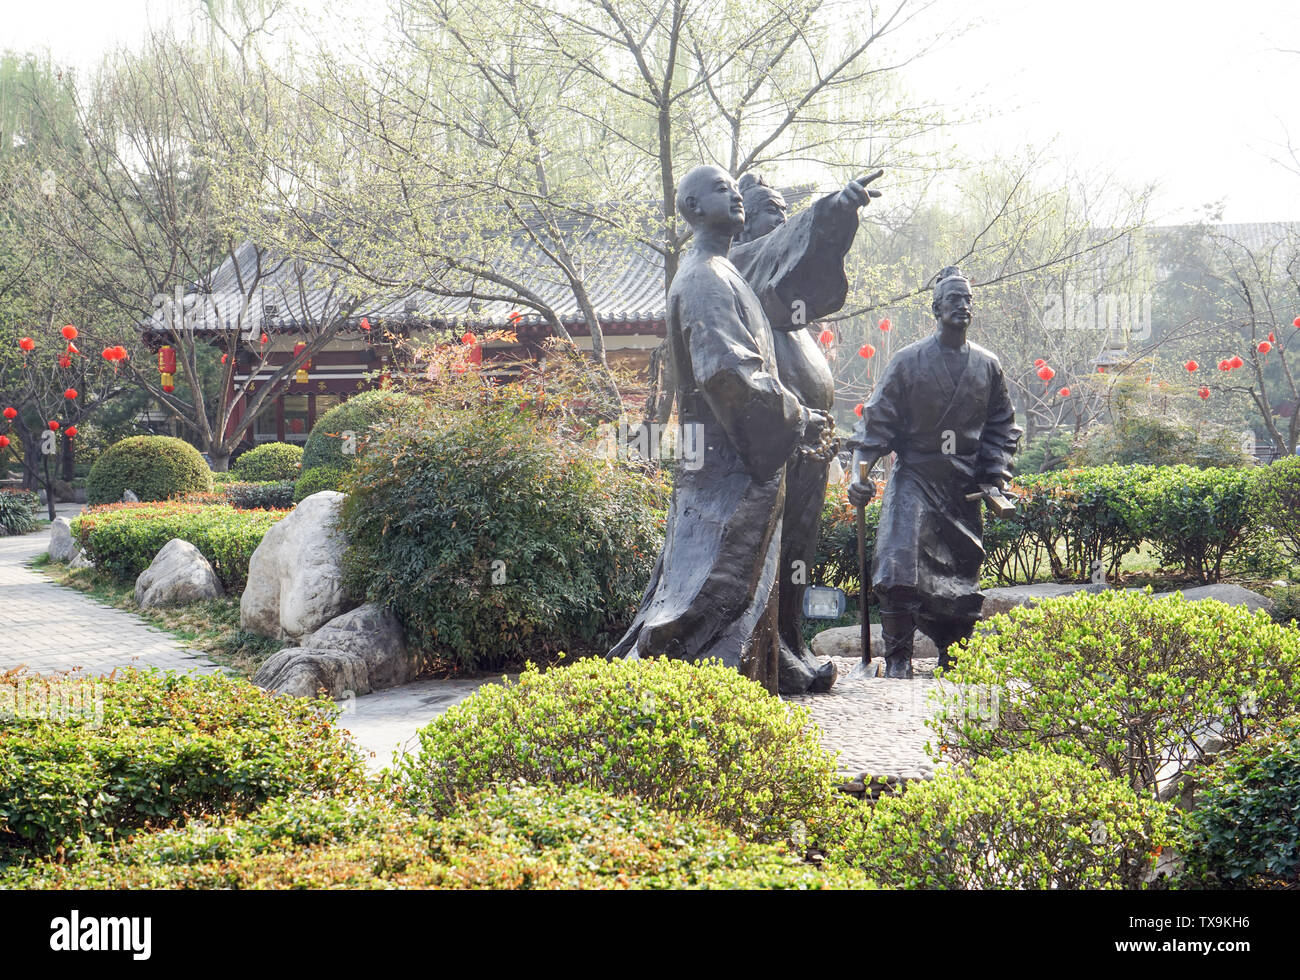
0;511;221;678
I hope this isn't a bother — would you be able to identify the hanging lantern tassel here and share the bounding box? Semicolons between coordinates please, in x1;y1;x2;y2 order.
161;372;175;393
294;342;310;383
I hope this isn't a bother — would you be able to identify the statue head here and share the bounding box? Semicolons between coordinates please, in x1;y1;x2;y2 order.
676;164;745;236
735;173;787;242
931;266;973;332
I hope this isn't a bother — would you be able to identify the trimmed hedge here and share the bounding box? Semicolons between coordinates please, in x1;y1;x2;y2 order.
1180;715;1300;888
232;442;303;482
293;465;347;503
226;480;295;510
86;436;212;506
340;405;666;669
71;502;287;589
0;669;365;860
397;658;842;844
930;590;1300;795
827;753;1172;890
5;784;869;889
1255;456;1300;567
301;389;423;471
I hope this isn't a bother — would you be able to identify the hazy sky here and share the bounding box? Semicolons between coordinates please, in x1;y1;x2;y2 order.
5;0;1299;223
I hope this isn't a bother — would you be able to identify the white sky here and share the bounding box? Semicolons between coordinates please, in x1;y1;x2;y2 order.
4;0;1299;223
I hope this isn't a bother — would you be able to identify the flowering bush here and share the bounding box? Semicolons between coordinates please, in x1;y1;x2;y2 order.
71;502;287;588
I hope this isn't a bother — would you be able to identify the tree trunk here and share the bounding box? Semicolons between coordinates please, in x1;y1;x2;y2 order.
61;433;75;482
42;451;55;521
208;450;231;473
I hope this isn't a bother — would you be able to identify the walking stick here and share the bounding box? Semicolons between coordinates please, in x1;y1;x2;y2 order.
849;460;873;678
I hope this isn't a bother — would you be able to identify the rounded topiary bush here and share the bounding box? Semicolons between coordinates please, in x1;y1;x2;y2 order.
1180;715;1300;888
396;658;842;843
826;753;1173;890
232;442;303;482
293;464;347;503
0;669;365;859
340;404;667;668
300;389;423;471
931;590;1300;795
6;783;870;890
85;436;212;505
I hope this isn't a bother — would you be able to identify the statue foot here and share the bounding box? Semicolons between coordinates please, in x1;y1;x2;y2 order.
809;658;837;694
938;647;953;670
883;653;913;680
777;644;836;695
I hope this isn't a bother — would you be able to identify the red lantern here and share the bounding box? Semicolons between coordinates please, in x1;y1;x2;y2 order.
360;317;371;331
47;420;59;431
221;353;228;364
1218;359;1230;371
0;436;8;450
507;311;522;325
1268;332;1276;342
1258;341;1272;353
1293;316;1300;328
858;343;876;359
61;325;78;340
64;388;77;400
1033;358;1046;368
18;337;34;351
1198;386;1210;400
2;407;15;420
58;355;72;369
1097;366;1106;374
259;333;269;345
115;346;128;361
1229;355;1244;369
158;345;176;374
293;341;310;384
854;403;864;417
878;318;891;332
1037;365;1055;381
461;332;477;345
818;329;834;345
1184;360;1198;372
65;426;77;439
1058;386;1071;397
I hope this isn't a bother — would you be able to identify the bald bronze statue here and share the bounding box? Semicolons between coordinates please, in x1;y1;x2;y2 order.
608;165;833;692
846;267;1022;679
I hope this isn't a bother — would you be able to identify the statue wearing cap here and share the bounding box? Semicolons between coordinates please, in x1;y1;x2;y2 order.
729;169;882;694
845;266;1022;679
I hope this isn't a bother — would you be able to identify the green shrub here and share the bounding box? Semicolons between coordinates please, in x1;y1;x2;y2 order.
232;442;303;482
301;389;423;471
827;753;1172;889
211;471;239;485
1254;456;1300;567
1133;465;1258;582
226;480;296;510
396;658;842;843
0;491;39;536
71;502;286;589
86;436;212;506
5;784;868;889
293;465;347;503
812;494;879;595
340;405;666;669
931;591;1300;795
1180;715;1300;887
0;669;365;860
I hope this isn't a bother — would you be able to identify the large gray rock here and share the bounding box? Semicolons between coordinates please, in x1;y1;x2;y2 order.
121;489;139;503
70;550;93;570
978;583;1104;619
303;603;412;690
47;518;78;562
240;490;355;641
811;624;941;660
1155;583;1275;615
134;538;224;608
252;647;370;699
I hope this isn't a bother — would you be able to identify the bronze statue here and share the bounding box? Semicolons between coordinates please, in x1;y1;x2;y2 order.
730;170;882;694
847;267;1022;678
608;165;834;692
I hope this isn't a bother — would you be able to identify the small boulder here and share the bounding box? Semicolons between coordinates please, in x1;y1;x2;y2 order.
811;624;940;660
134;538;224;608
70;550;93;570
240;490;354;641
1155;583;1275;615
303;603;412;690
978;582;1104;619
47;518;78;562
252;647;370;699
121;489;139;503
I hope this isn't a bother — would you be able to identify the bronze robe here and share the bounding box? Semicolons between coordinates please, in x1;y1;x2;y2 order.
609;250;806;690
847;333;1022;646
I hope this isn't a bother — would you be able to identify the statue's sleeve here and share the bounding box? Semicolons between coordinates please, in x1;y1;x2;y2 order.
731;193;859;329
976;358;1023;484
679;279;806;481
846;355;908;460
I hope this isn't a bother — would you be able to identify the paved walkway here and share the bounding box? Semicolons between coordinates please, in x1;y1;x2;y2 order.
0;510;221;677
